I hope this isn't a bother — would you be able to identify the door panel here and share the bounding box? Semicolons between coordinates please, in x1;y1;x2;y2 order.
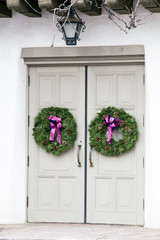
28;66;85;222
87;65;144;225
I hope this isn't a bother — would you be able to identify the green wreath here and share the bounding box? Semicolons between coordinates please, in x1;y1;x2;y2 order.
88;106;138;156
33;107;77;155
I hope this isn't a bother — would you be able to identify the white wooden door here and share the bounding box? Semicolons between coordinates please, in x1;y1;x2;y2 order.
87;65;144;225
28;66;85;222
28;64;144;225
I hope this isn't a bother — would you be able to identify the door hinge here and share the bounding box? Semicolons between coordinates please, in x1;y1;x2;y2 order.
143;74;145;85
143;157;145;168
28;75;30;87
143;199;145;210
27;196;29;208
28;115;30;127
27;155;29;167
143;114;145;127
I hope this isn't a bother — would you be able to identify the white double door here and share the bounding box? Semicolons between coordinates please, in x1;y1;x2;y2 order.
28;65;144;225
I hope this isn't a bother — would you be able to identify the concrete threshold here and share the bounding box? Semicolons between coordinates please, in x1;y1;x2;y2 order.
0;223;160;240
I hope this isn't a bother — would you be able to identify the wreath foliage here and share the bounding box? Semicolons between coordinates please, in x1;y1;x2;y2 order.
33;107;77;155
88;106;138;156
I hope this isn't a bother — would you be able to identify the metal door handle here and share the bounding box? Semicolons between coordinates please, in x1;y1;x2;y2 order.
77;144;81;167
89;147;93;167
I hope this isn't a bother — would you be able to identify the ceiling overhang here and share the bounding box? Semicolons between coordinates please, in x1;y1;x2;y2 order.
0;0;160;18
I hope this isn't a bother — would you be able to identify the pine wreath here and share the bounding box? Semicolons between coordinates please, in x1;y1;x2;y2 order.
33;107;77;155
88;107;138;156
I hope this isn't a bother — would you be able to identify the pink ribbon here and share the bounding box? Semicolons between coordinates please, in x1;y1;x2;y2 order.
48;116;62;145
103;115;120;145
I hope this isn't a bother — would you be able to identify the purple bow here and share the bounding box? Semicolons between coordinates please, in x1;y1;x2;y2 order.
48;116;62;145
103;115;120;145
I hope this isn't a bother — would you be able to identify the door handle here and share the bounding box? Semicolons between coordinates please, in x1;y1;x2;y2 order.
77;144;81;167
89;147;93;167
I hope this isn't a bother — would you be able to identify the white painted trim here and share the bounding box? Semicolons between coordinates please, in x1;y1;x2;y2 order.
21;46;145;65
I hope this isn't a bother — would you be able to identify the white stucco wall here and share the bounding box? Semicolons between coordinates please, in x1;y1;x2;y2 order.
0;5;160;228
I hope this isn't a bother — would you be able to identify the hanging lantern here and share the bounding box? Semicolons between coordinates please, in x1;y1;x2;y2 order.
57;9;86;45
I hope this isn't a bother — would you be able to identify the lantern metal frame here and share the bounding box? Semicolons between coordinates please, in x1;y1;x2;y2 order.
57;9;86;45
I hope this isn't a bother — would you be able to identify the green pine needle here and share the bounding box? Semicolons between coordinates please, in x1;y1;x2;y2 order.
33;107;77;155
88;107;138;156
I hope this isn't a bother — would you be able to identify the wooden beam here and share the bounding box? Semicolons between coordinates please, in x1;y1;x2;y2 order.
141;0;160;13
7;0;41;17
106;0;133;14
72;0;102;16
0;0;12;17
38;0;64;11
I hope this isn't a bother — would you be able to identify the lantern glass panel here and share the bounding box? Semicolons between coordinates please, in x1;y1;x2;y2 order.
63;23;78;38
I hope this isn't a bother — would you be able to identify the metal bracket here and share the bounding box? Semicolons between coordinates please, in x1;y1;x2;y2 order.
27;155;29;167
28;75;30;87
27;196;29;208
28;115;30;127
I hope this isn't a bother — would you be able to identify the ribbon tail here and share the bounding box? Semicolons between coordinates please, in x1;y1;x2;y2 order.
107;126;113;145
56;128;61;145
49;127;56;142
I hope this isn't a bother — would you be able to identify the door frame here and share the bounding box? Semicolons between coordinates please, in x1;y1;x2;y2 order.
21;45;145;223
